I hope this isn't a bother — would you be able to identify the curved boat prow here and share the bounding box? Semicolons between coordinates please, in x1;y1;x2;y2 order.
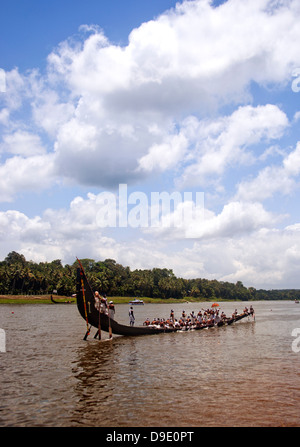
76;266;166;336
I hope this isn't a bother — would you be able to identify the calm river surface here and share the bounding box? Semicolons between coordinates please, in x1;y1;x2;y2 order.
0;301;300;427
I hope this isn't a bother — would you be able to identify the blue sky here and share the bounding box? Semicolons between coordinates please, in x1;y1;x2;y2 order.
0;0;178;70
1;0;300;289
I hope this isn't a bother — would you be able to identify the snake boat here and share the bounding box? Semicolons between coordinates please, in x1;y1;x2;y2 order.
76;262;253;339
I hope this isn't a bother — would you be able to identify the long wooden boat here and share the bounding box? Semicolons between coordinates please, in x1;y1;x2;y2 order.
76;264;253;338
51;295;74;304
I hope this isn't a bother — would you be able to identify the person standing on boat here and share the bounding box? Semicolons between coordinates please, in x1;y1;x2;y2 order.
94;291;101;310
190;311;195;324
129;307;135;326
101;294;108;314
214;310;221;325
108;301;115;320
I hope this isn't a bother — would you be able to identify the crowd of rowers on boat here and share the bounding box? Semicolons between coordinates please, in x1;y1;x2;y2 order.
142;305;255;330
93;291;255;329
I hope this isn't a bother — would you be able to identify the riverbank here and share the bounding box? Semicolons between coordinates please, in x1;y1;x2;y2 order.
0;294;231;304
0;294;76;304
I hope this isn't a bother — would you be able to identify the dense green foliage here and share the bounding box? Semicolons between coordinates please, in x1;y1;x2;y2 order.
0;251;299;301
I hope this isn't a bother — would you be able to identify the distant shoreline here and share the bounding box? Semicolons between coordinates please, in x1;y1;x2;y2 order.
0;294;295;305
0;294;244;305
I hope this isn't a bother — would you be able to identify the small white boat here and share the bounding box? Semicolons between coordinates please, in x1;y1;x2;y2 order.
129;299;144;305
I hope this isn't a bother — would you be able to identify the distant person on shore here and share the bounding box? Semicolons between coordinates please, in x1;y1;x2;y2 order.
129;307;135;326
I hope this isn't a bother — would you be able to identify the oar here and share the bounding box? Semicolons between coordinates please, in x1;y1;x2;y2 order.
79;265;90;340
94;330;99;339
108;312;112;339
84;325;91;341
94;305;102;340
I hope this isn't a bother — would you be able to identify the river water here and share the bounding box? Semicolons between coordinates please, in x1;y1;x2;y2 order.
0;301;299;427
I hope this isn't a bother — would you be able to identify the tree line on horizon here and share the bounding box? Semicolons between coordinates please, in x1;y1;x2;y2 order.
0;251;299;301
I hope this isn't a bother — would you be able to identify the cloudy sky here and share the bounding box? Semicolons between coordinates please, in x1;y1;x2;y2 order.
1;0;300;289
